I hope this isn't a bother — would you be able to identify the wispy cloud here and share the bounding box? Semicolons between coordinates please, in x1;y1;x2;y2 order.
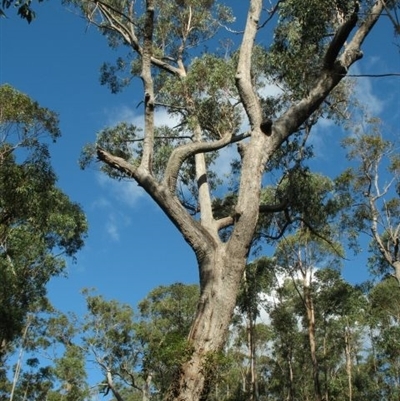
349;64;384;116
89;173;145;244
106;214;120;241
104;105;181;130
96;173;145;208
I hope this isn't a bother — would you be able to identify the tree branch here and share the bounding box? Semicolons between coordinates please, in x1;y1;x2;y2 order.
323;4;359;68
163;132;233;193
235;0;263;130
273;1;384;147
97;148;218;260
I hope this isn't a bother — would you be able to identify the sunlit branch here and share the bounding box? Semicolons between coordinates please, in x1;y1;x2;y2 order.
163;132;233;193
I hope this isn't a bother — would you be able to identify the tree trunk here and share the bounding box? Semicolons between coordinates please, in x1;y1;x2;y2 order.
304;284;322;401
10;315;32;401
142;373;152;401
165;248;246;401
248;312;258;401
323;327;329;401
344;324;353;401
287;347;295;401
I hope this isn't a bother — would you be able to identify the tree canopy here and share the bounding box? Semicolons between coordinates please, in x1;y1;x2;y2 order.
0;84;87;364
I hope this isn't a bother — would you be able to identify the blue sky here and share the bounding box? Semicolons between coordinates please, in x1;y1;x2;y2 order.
0;1;399;318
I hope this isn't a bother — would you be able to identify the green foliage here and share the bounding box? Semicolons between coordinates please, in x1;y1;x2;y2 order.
0;0;44;22
80;122;140;178
268;0;354;96
50;344;89;401
137;283;199;393
338;121;400;278
151;0;234;57
256;167;347;245
158;53;241;137
237;257;276;321
82;289;139;365
0;84;87;362
3;276;400;400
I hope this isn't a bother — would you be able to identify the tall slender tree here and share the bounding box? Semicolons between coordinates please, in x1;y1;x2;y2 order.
339;121;400;284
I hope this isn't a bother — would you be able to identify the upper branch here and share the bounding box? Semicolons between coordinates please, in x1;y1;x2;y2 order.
323;3;359;68
273;0;384;146
90;1;184;76
235;0;263;129
96;0;140;52
97;148;136;177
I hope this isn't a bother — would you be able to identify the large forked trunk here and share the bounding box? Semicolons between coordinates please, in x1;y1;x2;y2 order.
166;247;246;401
93;2;385;400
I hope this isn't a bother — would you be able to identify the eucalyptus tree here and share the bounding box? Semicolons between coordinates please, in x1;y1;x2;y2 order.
339;123;400;284
265;278;306;401
67;1;394;399
273;231;344;401
313;268;368;401
80;290;148;400
367;278;400;399
234;257;275;401
0;84;87;364
137;283;199;396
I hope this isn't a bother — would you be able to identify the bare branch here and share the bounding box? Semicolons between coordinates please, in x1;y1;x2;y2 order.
258;0;282;30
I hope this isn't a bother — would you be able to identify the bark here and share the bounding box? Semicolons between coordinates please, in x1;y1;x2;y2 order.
142;373;152;401
248;309;258;401
323;331;329;401
344;324;353;401
243;270;258;401
367;155;400;285
106;369;125;401
287;346;295;401
9;316;31;401
304;284;322;401
166;247;246;400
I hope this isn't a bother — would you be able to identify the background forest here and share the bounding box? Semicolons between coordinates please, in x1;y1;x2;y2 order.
0;0;400;400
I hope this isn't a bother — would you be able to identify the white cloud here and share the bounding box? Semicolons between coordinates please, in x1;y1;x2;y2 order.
104;105;141;127
96;173;145;208
104;105;181;130
106;214;120;241
91;196;112;209
258;78;284;99
349;64;384;116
